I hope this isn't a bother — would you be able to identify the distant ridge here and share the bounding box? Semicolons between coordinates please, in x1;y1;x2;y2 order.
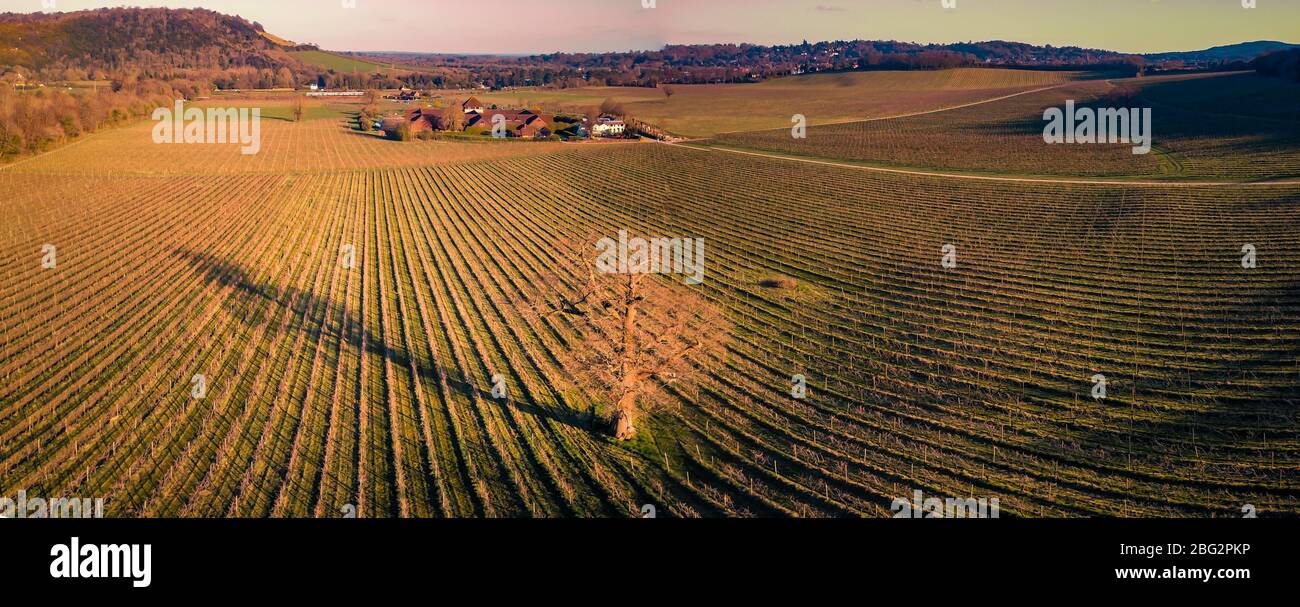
0;8;304;73
1144;40;1300;63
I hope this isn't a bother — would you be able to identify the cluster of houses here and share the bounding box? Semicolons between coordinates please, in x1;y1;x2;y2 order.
380;96;627;140
386;87;422;101
460;97;556;138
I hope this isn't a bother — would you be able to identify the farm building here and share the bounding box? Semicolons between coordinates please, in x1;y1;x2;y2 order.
466;109;553;138
407;108;441;133
380;107;446;137
462;97;484;113
388;87;421;101
379;117;406;134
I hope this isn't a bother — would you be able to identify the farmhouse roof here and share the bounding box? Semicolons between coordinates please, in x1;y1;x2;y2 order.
466;110;552;136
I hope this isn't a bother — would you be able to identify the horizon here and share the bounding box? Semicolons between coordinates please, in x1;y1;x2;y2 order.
343;39;1298;59
2;0;1298;56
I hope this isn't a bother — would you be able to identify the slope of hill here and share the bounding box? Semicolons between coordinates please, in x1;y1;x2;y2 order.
0;8;306;78
291;50;396;75
259;30;297;48
1145;40;1300;63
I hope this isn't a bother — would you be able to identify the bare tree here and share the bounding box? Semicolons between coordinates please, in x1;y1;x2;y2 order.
443;100;465;131
523;237;728;440
598;97;625;117
291;97;305;122
662;85;675;100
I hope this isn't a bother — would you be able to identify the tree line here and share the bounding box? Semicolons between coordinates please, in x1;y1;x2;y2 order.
1253;49;1300;82
0;81;179;161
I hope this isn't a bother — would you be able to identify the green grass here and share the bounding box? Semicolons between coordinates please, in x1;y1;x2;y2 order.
193;99;351;122
291;50;394;74
263;105;348;122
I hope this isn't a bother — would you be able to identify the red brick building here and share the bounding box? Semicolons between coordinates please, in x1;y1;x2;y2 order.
466;109;552;138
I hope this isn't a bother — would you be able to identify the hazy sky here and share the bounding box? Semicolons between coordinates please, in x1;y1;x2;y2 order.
4;0;1298;55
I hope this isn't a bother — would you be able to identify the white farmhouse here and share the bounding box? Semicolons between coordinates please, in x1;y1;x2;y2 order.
591;119;625;137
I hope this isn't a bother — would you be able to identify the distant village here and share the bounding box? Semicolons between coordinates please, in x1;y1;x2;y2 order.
370;89;627;141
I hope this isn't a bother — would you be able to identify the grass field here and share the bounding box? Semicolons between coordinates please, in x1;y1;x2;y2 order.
2;108;1298;517
470;68;1086;137
193;98;352;122
291;50;404;75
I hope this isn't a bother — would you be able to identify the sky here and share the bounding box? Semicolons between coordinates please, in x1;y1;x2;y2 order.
3;0;1299;55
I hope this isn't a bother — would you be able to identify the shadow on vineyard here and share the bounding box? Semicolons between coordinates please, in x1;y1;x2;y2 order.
170;247;587;431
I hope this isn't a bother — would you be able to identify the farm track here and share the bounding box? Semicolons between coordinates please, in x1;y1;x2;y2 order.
686;144;1300;187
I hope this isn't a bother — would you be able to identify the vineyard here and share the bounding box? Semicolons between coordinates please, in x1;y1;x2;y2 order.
5;118;572;176
2;118;1298;517
471;68;1084;137
711;72;1300;181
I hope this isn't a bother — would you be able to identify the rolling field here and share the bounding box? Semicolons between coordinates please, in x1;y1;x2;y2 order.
1131;73;1300;179
471;68;1084;137
711;72;1300;181
5;117;572;176
2;116;1299;517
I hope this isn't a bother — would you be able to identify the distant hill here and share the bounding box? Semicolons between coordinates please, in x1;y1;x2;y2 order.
2;6;1294;92
0;8;306;78
1144;41;1300;64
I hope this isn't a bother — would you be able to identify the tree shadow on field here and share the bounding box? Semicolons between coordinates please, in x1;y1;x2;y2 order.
342;129;388;140
170;247;583;430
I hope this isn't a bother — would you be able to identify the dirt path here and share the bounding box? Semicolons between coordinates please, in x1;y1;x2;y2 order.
678;144;1300;187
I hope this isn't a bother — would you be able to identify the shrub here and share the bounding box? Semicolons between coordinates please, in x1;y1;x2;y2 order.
386;122;412;141
759;275;799;290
